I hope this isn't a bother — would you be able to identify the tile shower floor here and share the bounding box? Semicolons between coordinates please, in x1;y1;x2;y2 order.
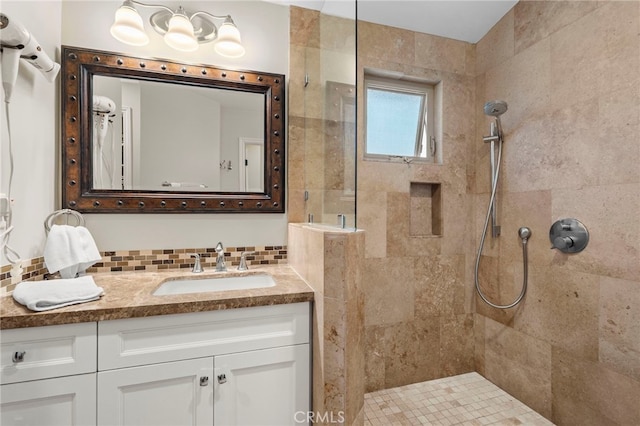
364;372;554;425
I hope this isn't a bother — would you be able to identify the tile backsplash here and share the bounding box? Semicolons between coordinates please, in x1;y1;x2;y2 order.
0;245;287;292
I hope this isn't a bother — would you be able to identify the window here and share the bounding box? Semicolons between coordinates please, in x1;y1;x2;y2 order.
364;73;436;161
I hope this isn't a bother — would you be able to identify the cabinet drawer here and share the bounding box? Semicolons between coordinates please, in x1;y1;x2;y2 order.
98;302;310;370
1;322;97;384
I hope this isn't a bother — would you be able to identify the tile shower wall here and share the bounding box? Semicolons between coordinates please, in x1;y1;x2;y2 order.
356;21;478;391
357;2;639;424
474;1;640;424
289;224;365;426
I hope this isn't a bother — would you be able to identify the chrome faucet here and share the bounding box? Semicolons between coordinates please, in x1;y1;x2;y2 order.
215;242;227;272
237;251;256;271
191;254;203;273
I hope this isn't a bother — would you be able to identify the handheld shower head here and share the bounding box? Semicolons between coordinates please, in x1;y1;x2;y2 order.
484;100;508;117
484;100;508;139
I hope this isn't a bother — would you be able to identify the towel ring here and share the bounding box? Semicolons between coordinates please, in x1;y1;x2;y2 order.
44;209;86;233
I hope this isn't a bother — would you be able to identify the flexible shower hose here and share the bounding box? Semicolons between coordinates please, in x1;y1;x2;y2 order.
474;140;529;309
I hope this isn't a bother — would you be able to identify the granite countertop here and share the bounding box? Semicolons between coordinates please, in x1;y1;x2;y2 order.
0;265;314;330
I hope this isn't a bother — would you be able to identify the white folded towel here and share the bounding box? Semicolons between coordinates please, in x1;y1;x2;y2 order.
12;276;104;312
44;225;102;279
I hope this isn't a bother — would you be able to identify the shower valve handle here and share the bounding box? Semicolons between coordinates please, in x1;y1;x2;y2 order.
551;236;574;250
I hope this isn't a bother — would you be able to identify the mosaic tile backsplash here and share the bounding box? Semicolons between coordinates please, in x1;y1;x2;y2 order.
0;245;287;292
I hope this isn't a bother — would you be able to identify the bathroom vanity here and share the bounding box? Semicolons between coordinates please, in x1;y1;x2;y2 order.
0;266;314;426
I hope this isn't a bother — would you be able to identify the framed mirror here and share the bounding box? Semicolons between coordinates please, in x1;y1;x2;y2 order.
61;46;285;213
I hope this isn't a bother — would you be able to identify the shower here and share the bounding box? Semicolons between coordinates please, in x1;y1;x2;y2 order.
474;100;531;309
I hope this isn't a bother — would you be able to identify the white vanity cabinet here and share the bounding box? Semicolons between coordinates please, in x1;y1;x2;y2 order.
0;322;98;426
97;302;311;426
0;302;311;426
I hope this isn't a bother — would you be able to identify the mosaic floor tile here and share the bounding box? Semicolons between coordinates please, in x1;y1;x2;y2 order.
364;373;553;425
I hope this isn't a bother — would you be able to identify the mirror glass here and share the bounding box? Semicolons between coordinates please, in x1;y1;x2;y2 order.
93;76;264;192
61;46;285;213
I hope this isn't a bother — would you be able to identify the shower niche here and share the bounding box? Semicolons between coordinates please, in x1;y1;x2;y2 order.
410;182;442;237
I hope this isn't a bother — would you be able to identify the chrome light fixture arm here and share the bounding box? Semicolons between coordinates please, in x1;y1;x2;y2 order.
189;11;230;21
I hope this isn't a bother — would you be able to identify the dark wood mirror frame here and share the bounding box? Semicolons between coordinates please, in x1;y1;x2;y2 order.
61;45;285;213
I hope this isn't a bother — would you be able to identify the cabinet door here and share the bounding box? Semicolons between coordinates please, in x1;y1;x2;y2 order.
0;373;96;426
98;358;213;426
214;344;310;426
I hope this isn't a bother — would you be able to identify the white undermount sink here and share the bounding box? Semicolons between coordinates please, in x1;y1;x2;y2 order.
153;274;276;296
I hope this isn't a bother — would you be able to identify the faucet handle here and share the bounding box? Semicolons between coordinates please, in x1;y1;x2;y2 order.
191;254;203;273
238;251;256;271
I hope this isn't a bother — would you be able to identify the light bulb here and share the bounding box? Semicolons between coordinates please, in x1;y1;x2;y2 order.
164;9;198;52
110;2;149;46
214;17;245;58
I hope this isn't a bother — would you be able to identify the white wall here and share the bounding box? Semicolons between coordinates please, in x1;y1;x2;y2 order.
139;84;220;190
0;2;62;266
1;0;290;266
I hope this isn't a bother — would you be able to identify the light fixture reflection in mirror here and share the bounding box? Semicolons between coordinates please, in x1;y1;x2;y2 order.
110;0;244;57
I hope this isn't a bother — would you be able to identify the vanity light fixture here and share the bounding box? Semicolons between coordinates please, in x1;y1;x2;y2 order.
110;0;245;57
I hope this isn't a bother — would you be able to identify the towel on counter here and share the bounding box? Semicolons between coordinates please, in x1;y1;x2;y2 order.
44;225;102;279
12;276;104;312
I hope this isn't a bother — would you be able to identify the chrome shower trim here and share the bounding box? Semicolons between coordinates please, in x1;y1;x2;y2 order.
474;100;530;309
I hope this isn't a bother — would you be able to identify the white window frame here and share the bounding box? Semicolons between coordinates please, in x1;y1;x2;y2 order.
364;74;436;162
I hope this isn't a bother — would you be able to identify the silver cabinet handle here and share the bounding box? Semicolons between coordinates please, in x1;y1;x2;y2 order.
199;376;209;386
217;373;227;384
12;351;26;363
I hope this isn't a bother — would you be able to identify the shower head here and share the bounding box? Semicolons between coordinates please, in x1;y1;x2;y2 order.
484;100;508;117
483;100;508;139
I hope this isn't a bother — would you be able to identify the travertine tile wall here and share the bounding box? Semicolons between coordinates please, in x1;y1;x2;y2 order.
474;2;640;424
356;21;478;391
289;223;365;426
289;8;364;425
356;1;639;424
